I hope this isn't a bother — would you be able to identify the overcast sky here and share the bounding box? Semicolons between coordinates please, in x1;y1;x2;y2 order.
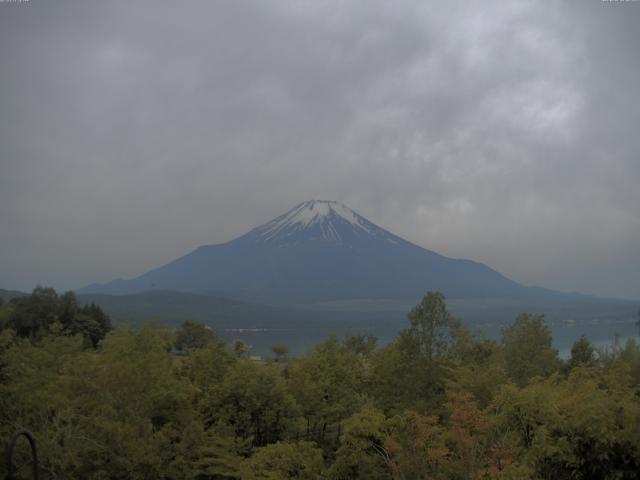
1;0;639;299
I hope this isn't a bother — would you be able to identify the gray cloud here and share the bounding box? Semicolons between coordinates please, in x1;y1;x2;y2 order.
1;0;639;299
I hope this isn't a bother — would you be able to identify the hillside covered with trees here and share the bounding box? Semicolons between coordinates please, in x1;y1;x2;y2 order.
2;288;640;479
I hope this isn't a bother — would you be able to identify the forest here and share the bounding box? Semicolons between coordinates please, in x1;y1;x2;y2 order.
2;288;640;479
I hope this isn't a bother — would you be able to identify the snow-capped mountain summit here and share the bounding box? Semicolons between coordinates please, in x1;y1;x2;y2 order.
79;200;535;302
254;200;394;245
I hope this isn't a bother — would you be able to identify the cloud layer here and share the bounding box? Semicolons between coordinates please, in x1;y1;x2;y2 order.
1;0;639;299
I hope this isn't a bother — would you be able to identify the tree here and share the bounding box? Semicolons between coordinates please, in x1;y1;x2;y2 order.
448;335;507;409
181;343;236;394
444;391;497;479
165;421;243;480
287;336;366;442
501;313;560;386
329;408;392;480
400;291;460;361
233;339;251;358
241;441;325;480
386;410;449;480
343;334;378;356
0;302;12;331
8;286;59;338
202;361;300;447
372;292;459;413
78;302;112;346
68;312;104;348
567;335;595;371
493;370;640;479
4;287;111;348
58;290;79;329
1;324;187;478
272;343;289;362
175;320;217;351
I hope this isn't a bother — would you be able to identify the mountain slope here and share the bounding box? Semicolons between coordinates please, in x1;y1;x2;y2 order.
78;200;554;302
0;288;28;302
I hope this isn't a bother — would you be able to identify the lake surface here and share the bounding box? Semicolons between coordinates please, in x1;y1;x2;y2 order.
217;307;639;358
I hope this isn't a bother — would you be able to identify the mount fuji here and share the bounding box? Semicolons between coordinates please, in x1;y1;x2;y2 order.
79;200;556;302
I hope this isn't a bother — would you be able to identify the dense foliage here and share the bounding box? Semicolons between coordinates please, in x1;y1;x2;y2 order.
2;289;640;479
0;286;112;347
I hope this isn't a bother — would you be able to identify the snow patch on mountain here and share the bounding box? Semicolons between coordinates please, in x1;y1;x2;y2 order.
255;200;374;242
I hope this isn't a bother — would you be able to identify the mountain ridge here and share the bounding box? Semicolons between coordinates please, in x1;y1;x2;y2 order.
77;200;585;303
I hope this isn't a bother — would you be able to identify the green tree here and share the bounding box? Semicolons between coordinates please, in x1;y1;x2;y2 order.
0;333;90;478
272;342;289;362
8;286;59;339
343;334;378;356
372;292;459;413
5;287;111;348
203;361;300;447
567;335;595;371
68;312;103;348
175;319;217;351
494;370;640;479
287;336;365;442
163;421;243;480
0;301;12;331
329;407;392;480
181;342;236;395
401;291;460;361
241;441;325;480
233;339;251;358
77;302;112;347
449;336;507;409
58;290;79;329
501;313;560;386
